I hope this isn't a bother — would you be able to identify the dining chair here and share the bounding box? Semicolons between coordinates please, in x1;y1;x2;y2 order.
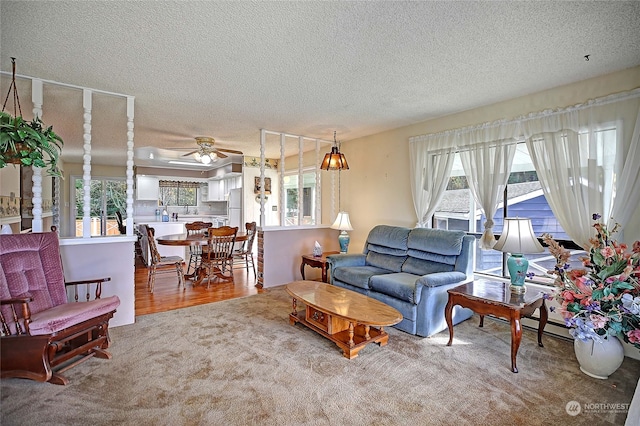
184;221;212;276
233;222;257;277
115;211;126;235
200;226;238;288
146;227;185;293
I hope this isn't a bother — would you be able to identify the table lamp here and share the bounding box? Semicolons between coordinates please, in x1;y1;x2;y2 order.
492;217;544;294
331;212;353;254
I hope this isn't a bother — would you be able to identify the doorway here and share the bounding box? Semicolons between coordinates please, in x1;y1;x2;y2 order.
73;177;127;236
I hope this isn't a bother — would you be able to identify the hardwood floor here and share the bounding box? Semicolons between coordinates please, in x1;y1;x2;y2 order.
134;259;263;316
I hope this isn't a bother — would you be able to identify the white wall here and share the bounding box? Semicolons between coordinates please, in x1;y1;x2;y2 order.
59;237;136;327
340;66;640;251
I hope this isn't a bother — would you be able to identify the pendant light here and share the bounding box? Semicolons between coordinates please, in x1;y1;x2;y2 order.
320;131;349;170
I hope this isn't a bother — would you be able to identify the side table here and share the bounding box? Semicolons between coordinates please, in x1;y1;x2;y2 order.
300;251;340;283
445;279;548;373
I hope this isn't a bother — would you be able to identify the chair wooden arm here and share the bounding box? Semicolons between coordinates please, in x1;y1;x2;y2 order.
0;297;33;335
64;277;111;286
64;277;111;301
0;297;33;305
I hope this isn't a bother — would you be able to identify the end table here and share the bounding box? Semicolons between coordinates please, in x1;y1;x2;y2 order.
445;279;548;373
300;251;340;283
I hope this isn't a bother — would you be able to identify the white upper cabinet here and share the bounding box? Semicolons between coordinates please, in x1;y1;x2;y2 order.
208;179;224;201
136;176;159;201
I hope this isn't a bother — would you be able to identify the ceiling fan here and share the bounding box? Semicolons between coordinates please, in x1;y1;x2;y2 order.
174;137;243;164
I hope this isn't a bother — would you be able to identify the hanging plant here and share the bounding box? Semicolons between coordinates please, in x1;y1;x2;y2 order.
0;58;64;177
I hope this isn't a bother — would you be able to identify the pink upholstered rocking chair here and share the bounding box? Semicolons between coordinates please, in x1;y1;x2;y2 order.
0;231;120;385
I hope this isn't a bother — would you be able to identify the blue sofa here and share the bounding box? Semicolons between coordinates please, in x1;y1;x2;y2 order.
327;225;475;337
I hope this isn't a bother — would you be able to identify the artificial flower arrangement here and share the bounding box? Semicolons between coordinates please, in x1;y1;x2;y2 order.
542;214;640;350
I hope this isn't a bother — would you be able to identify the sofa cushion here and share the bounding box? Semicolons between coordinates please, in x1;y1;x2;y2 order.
365;225;411;252
403;228;466;276
407;228;465;256
333;266;391;290
365;251;406;273
370;272;422;305
403;257;455;276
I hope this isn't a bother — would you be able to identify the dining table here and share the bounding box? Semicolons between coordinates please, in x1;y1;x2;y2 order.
156;231;247;286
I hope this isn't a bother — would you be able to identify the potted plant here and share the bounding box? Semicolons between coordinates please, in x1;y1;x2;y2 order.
0;111;64;177
543;213;640;378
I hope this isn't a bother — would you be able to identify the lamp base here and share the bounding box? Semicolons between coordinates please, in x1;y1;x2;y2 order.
338;231;350;254
507;253;528;294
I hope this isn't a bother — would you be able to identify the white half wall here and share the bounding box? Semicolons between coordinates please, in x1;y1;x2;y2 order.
59;236;136;327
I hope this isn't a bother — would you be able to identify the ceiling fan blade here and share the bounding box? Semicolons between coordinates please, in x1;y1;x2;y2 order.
181;150;197;157
215;150;228;159
217;148;244;155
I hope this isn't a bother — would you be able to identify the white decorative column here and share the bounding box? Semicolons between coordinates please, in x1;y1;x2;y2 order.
31;79;44;232
125;96;135;236
82;89;93;238
315;139;321;225
297;136;304;226
279;133;285;227
259;129;266;228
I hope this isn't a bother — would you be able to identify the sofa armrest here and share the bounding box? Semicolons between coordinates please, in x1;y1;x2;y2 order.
327;254;366;269
416;271;468;288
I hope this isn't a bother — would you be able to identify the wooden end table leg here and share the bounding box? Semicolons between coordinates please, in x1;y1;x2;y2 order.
538;299;548;347
445;295;455;346
364;325;370;340
479;315;484;327
510;314;522;373
321;265;328;283
300;261;306;280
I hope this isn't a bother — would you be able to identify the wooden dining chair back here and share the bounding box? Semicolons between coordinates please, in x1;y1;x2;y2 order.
115;211;126;235
201;226;238;288
184;221;212;275
146;227;185;293
233;222;257;277
0;231;120;385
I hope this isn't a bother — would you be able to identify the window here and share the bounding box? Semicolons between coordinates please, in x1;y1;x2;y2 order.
283;171;317;226
434;143;585;283
159;181;199;206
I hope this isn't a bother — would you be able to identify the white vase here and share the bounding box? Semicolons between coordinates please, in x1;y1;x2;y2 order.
573;336;624;379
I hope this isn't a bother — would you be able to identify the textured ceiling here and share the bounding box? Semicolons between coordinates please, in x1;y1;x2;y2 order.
1;1;639;169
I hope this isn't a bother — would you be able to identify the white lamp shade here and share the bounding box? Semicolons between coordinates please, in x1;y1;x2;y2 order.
193;152;202;161
331;212;353;231
200;153;212;164
493;217;544;254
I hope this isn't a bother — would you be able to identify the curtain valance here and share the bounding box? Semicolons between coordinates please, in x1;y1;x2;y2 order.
158;180;203;189
408;87;640;248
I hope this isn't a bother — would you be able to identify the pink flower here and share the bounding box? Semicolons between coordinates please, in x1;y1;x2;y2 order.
633;241;640;253
590;314;609;329
574;276;593;296
600;246;615;259
628;329;640;344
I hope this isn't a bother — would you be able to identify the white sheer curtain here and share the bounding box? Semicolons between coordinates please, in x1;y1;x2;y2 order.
409;132;457;227
460;143;517;249
523;91;640;248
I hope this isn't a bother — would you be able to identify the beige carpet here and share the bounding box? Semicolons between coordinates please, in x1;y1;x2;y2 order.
1;286;639;426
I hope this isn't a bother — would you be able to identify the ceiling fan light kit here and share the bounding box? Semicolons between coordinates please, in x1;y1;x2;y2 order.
174;136;243;165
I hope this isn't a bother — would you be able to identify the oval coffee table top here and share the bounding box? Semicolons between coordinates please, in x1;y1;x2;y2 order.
285;280;402;326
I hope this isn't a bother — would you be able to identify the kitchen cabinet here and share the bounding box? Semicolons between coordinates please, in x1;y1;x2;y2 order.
208;179;225;201
136;176;159;201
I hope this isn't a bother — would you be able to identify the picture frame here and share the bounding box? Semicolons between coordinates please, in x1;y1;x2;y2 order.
254;176;271;194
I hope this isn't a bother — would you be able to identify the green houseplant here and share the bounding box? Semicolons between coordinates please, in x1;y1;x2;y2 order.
0;111;64;177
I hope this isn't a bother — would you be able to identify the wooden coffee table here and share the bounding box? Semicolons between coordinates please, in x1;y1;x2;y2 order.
445;279;548;373
286;280;403;359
